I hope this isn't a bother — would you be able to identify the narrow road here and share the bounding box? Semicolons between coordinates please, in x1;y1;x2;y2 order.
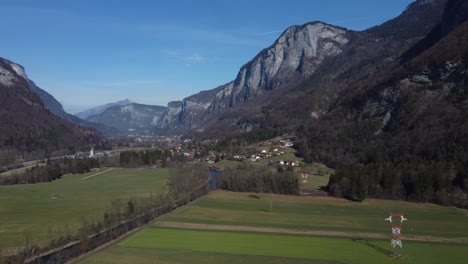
82;168;114;180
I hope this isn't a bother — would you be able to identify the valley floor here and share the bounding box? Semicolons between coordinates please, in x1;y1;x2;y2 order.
79;191;468;264
154;221;468;244
0;168;169;252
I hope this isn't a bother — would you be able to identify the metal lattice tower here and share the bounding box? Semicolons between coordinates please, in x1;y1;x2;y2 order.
385;213;407;256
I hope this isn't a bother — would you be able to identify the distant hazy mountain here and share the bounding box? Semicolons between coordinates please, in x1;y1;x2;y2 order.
75;99;133;120
24;79;119;136
85;103;168;135
0;58;102;155
28;79;69;120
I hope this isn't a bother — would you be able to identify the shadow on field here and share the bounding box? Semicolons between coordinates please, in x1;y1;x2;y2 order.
352;238;392;257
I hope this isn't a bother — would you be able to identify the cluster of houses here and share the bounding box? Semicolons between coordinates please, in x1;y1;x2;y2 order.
229;138;302;167
277;160;301;167
247;148;284;162
166;135;302;167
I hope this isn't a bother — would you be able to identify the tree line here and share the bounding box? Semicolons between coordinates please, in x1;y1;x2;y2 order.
119;149;171;168
0;158;100;185
295;100;468;208
0;148;181;185
216;164;300;195
215;128;286;154
328;162;467;208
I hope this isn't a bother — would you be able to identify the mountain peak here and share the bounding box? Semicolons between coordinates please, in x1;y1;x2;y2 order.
75;99;135;120
0;58;28;87
413;0;440;6
8;61;28;81
282;21;347;35
405;0;446;11
155;20;351;131
118;98;133;105
276;21;349;47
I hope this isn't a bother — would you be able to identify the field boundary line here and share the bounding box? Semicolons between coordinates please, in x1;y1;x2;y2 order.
82;168;114;180
155;221;468;244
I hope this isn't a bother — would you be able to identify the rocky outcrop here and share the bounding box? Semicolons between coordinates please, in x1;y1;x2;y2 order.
226;22;349;105
160;22;351;130
0;60;28;88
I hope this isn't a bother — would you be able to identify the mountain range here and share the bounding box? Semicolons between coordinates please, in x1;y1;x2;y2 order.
73;0;460;138
75;99;133;120
1;0;467;168
85;102;167;135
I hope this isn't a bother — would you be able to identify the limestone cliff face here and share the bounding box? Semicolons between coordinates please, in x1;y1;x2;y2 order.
227;22;349;104
161;22;350;130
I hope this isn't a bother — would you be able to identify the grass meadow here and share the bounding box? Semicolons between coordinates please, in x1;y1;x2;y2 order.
80;191;468;264
81;227;468;264
0;168;169;251
162;191;468;239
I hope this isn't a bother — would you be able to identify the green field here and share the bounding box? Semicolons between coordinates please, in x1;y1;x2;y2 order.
81;227;468;264
162;191;468;239
80;191;468;264
0;168;169;251
297;162;333;191
270;146;304;162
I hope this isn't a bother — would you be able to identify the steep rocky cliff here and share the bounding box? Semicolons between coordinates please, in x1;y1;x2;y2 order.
160;22;351;131
181;0;449;137
56;0;451;138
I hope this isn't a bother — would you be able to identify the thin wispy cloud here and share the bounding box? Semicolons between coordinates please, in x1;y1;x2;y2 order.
161;50;206;64
137;24;265;47
254;30;284;36
185;53;205;63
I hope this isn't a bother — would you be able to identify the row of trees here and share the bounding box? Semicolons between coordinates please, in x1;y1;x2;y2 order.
0;158;100;185
168;165;211;200
217;164;300;195
119;149;171;168
328;162;468;208
215;129;286;154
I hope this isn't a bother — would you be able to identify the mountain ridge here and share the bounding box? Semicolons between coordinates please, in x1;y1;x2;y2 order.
75;99;134;120
154;21;352;133
173;0;447;138
0;57;102;160
85;102;167;135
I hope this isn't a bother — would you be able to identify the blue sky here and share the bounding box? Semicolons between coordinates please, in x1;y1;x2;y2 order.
0;0;412;113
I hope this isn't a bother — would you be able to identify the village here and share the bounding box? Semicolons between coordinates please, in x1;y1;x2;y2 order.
171;136;302;168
